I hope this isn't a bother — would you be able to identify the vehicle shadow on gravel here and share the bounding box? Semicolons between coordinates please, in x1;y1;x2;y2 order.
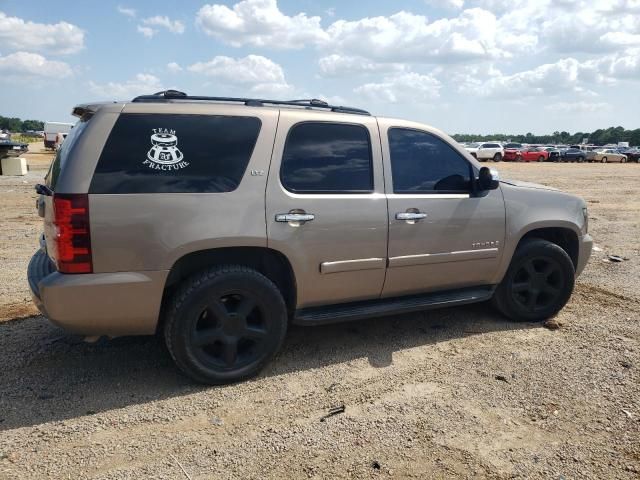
0;302;536;431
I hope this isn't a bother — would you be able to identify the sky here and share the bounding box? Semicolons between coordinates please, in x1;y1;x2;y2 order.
0;0;639;135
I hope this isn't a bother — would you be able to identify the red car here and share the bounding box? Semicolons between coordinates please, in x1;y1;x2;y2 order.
504;146;549;162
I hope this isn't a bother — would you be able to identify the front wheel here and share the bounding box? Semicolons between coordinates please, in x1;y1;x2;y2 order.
164;265;288;384
538;156;545;162
493;153;502;162
492;239;575;322
601;157;607;163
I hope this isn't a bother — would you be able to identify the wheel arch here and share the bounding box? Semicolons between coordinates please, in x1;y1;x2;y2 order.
518;227;579;270
160;246;297;329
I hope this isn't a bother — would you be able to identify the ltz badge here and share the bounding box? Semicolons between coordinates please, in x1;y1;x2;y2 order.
143;128;190;171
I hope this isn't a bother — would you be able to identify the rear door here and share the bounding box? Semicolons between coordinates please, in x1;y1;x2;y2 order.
379;120;506;297
266;111;388;308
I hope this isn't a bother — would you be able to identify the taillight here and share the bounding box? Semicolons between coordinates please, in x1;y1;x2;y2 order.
53;194;92;274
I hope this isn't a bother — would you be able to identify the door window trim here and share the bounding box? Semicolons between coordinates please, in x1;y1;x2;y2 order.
279;120;375;195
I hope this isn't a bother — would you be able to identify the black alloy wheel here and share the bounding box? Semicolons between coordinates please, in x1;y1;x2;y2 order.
492;239;575;322
165;266;288;384
509;256;564;314
191;292;270;371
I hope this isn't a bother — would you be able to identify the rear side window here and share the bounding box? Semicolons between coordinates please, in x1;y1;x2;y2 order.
388;128;472;193
45;117;90;190
90;114;261;194
280;122;373;193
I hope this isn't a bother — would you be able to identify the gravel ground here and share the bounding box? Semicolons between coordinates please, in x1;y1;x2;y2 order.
0;157;638;479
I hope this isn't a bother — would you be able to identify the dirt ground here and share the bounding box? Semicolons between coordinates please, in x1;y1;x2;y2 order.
0;150;638;479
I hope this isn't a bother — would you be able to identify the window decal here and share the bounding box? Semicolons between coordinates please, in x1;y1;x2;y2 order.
143;128;189;171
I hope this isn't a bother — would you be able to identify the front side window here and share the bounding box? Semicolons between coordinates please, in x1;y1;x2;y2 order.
388;128;472;194
90;114;261;194
280;122;373;193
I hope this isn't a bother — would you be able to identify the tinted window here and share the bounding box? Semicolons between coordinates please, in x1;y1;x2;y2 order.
45;117;89;190
388;128;472;193
280;122;373;193
90;114;261;194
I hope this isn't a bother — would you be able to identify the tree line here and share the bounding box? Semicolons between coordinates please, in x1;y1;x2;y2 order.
452;126;640;146
0;115;45;132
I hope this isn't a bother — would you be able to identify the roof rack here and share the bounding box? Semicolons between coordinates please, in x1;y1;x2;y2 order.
131;90;371;116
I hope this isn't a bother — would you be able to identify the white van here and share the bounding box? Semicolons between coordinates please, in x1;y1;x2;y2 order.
44;122;73;149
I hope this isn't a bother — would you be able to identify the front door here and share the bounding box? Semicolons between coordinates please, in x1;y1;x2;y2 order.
379;122;506;298
266;111;388;308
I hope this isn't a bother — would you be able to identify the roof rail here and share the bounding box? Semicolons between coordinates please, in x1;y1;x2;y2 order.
131;90;371;116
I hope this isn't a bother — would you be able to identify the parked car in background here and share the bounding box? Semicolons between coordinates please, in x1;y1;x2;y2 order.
624;148;640;162
465;142;480;158
542;146;561;162
560;148;586;162
593;149;628;163
475;142;504;162
503;144;525;161
0;139;28;159
517;147;549;162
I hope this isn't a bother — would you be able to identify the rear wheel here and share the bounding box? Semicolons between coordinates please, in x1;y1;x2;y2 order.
493;153;502;162
164;265;288;384
601;157;608;163
492;239;575;322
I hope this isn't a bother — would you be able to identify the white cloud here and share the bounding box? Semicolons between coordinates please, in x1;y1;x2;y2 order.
543;101;611;113
196;0;326;49
0;12;84;55
142;15;185;34
354;72;441;103
324;9;518;64
318;54;407;76
167;62;183;73
88;73;163;99
466;58;594;98
188;54;292;94
0;51;73;79
137;26;155;38
117;5;136;18
425;0;465;9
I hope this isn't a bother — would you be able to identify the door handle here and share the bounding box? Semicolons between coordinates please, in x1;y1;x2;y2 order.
275;212;315;226
396;212;427;221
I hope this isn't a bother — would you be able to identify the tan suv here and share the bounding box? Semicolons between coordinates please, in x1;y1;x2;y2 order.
29;91;593;384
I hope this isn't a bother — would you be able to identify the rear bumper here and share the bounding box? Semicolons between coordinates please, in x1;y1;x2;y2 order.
28;250;168;336
576;234;593;277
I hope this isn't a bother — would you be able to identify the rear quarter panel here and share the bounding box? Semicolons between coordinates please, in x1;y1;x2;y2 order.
87;103;279;272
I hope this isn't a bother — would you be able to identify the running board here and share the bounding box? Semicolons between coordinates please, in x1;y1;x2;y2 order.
293;286;494;326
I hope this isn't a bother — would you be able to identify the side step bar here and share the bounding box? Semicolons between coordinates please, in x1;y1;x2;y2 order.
293;286;495;326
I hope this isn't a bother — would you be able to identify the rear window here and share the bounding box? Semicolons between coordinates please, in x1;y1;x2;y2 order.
89;114;261;194
45;117;90;190
280;122;373;194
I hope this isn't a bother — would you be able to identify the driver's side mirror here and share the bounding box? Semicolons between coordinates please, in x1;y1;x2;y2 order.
477;166;500;191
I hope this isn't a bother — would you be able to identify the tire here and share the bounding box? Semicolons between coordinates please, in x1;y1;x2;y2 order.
492;239;575;322
601;157;607;163
516;155;522;162
620;157;626;163
164;265;288;384
538;155;545;162
578;156;585;163
493;153;502;162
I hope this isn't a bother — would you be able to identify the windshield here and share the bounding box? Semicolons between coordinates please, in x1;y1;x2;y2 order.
45;115;92;190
